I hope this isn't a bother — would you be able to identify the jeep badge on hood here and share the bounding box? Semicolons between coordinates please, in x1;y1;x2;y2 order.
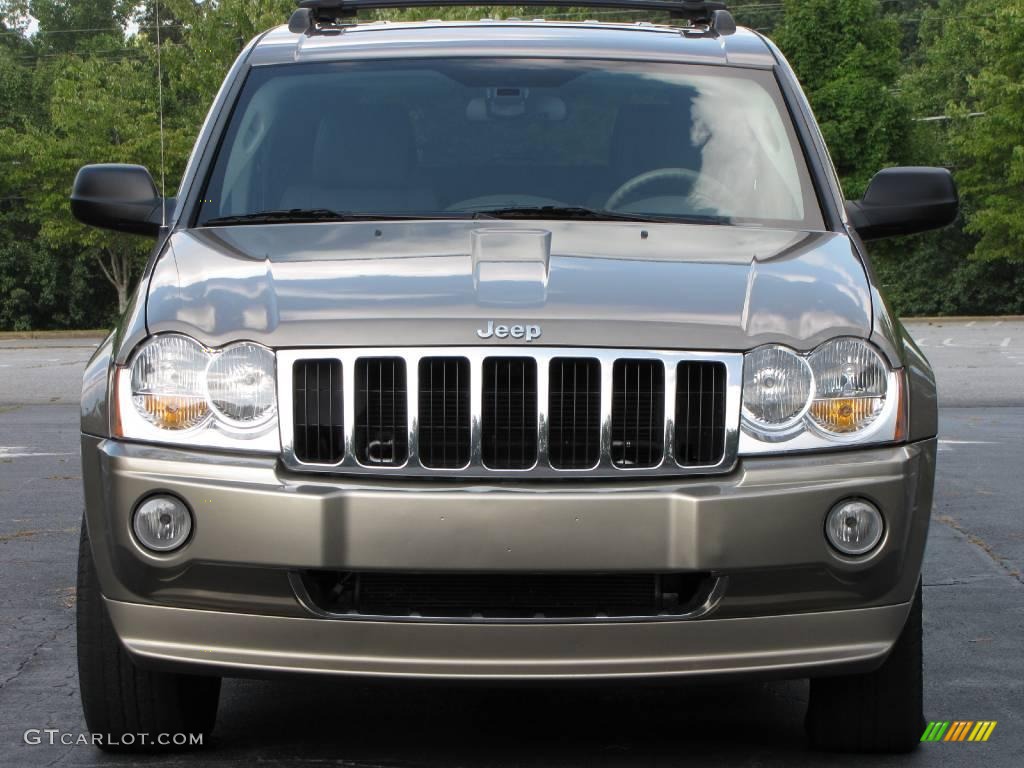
476;321;542;342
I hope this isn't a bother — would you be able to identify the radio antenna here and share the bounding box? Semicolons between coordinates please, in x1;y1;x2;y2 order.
155;0;167;228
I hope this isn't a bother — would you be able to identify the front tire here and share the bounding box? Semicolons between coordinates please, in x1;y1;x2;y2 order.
806;582;924;753
76;518;220;752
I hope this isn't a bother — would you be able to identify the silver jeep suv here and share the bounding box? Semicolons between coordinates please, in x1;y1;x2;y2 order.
72;0;957;754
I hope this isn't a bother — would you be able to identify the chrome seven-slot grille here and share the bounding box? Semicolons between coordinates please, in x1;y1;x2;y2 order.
279;348;740;478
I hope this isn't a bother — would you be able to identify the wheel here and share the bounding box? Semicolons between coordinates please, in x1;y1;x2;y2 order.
806;581;924;753
76;517;220;752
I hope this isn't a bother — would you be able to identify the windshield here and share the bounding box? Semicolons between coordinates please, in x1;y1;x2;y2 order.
196;58;822;228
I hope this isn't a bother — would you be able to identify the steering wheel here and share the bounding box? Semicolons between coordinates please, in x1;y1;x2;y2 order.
446;194;566;212
605;167;729;213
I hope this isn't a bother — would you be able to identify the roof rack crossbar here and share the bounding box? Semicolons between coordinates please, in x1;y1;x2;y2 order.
289;1;736;36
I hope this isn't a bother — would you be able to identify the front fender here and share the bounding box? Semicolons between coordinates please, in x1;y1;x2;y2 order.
858;239;937;443
898;321;938;441
81;331;115;437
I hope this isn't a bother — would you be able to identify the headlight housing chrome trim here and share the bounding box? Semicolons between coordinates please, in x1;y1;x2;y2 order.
739;338;904;456
113;333;280;453
740;344;815;442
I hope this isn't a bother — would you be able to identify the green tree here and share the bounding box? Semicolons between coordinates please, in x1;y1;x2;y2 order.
5;0;134;52
0;17;41;329
773;0;908;197
884;0;1024;314
0;20;33;129
944;0;1024;263
885;0;941;61
159;0;294;113
2;47;186;313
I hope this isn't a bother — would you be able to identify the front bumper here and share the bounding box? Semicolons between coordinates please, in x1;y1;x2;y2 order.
82;435;935;679
105;597;909;680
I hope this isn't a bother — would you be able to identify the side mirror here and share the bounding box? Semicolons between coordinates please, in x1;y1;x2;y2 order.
70;164;171;237
845;167;958;241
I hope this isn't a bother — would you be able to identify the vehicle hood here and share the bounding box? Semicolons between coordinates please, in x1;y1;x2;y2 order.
147;220;871;351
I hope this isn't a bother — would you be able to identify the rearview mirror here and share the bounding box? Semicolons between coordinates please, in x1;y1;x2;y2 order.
845;167;958;241
70;164;170;237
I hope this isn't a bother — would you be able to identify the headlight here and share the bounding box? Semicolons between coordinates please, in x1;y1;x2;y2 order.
206;342;276;427
741;345;813;439
808;338;888;435
130;335;210;430
740;338;903;455
115;334;279;452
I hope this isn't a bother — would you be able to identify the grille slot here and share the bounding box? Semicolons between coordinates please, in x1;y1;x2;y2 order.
418;357;471;469
611;359;665;468
675;361;728;466
292;359;344;464
548;358;601;469
482;357;537;469
354;357;408;466
300;571;711;620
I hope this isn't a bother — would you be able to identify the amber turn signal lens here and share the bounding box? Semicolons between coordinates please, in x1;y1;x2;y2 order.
893;370;908;442
130;334;211;430
136;394;210;430
809;397;884;434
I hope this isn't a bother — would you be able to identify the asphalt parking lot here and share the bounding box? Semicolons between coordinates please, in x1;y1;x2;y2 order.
0;319;1021;767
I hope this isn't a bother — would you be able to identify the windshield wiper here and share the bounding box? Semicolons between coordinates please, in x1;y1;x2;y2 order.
466;205;727;225
202;206;729;227
202;209;450;226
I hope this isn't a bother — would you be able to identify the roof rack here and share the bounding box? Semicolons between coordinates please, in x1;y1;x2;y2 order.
289;1;737;37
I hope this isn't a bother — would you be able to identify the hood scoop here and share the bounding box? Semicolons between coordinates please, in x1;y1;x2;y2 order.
471;228;551;306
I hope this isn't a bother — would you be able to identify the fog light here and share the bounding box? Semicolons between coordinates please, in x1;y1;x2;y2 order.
132;495;192;552
825;499;883;556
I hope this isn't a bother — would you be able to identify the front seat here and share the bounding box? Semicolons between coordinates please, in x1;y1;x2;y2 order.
283;103;437;213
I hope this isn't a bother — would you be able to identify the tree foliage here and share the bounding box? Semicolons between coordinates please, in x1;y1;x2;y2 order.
943;0;1024;263
9;51;187;312
0;0;1021;328
773;0;908;198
